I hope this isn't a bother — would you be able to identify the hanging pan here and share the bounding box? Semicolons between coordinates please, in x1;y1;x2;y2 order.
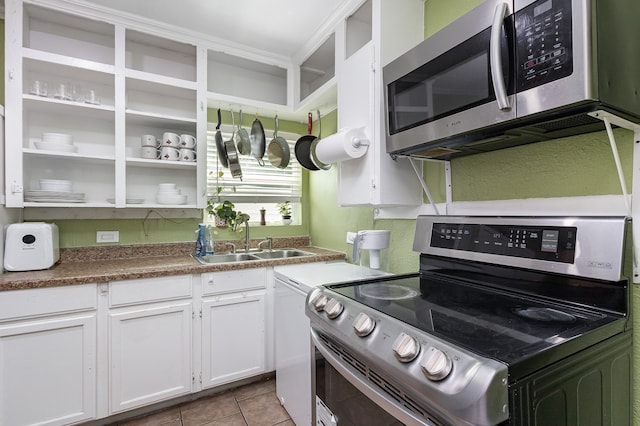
236;109;251;155
250;114;266;166
215;108;228;168
267;115;290;169
294;112;319;171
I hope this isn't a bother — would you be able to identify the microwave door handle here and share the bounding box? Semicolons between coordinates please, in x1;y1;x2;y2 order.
490;2;510;110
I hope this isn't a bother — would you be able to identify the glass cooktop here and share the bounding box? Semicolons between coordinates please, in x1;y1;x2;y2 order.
327;274;623;365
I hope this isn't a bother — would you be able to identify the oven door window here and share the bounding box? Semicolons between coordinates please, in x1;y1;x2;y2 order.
315;352;405;426
387;24;514;135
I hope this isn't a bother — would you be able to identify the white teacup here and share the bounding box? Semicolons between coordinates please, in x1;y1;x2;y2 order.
162;132;180;147
180;134;197;149
141;134;157;147
160;146;180;161
179;148;196;162
141;146;160;159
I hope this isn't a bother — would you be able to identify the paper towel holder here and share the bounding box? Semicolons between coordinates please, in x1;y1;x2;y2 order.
313;127;371;166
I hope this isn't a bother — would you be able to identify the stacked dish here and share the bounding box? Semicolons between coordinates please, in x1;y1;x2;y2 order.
34;133;78;153
156;183;187;205
25;179;86;203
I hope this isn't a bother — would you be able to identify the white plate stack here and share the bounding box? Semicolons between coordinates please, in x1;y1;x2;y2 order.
35;133;78;153
24;179;86;203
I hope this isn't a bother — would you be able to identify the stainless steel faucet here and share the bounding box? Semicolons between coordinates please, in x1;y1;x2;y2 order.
244;221;250;252
224;242;236;253
258;237;273;251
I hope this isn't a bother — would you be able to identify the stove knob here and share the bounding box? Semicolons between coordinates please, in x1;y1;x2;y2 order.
309;291;328;312
324;298;344;319
420;348;453;381
392;333;420;363
353;312;375;337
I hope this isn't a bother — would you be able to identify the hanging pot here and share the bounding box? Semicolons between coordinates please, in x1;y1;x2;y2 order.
267;115;290;169
215;108;228;168
310;110;331;170
236;109;251;155
250;115;266;166
294;112;319;171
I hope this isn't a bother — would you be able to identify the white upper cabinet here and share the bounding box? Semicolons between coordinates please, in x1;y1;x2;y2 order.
207;50;289;110
4;0;205;210
336;0;424;208
4;0;421;211
295;33;336;111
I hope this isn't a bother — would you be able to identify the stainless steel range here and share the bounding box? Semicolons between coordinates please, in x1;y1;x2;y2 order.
307;216;632;426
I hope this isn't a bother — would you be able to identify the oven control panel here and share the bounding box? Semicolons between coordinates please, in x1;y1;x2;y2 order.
430;222;577;263
415;216;628;282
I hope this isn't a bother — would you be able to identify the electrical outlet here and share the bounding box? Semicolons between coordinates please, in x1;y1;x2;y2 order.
346;232;357;244
97;231;119;243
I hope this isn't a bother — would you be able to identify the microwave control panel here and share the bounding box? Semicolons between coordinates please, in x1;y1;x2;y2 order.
515;0;573;91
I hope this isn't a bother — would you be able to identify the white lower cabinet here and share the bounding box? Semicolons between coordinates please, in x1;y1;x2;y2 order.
200;268;267;388
0;284;97;426
106;276;193;414
108;302;193;413
0;267;272;425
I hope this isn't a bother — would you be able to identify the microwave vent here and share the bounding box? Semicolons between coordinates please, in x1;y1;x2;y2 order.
411;147;461;159
530;114;603;133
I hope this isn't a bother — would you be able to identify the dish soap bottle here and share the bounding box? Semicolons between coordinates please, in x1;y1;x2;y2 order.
195;224;206;257
205;224;215;255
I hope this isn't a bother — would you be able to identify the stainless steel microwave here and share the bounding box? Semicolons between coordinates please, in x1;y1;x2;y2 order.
384;0;640;159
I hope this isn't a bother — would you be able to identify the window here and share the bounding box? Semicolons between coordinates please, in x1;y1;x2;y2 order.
206;124;302;224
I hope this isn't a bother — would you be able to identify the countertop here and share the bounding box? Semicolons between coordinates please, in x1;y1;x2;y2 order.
0;238;346;291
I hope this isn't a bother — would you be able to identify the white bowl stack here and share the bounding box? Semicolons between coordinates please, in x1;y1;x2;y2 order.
35;133;78;153
156;183;187;205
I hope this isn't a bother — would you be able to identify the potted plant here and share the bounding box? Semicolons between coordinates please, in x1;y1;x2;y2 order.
211;200;236;228
207;199;251;232
278;201;292;225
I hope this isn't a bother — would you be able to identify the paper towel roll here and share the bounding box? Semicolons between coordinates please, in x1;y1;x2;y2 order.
314;128;369;164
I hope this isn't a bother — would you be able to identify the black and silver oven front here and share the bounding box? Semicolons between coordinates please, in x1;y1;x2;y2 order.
306;216;632;426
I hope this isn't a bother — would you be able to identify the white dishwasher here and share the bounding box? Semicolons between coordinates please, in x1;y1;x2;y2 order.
274;261;390;426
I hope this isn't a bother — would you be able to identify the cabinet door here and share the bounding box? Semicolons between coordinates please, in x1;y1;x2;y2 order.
0;314;97;426
109;302;192;413
202;292;266;388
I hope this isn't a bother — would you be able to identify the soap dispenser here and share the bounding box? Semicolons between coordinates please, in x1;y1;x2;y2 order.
195;224;206;257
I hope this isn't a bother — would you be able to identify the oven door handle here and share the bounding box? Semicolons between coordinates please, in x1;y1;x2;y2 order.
490;1;510;110
311;328;438;426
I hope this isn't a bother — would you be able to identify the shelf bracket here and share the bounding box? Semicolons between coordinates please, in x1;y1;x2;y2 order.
589;111;640;282
404;157;451;216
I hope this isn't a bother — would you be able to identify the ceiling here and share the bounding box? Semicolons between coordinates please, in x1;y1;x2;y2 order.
81;0;348;58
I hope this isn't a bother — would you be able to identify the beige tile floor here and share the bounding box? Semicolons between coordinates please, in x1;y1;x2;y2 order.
115;378;294;426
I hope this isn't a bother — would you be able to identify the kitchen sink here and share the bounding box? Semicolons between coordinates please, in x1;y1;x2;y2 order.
251;249;315;259
192;249;315;264
193;253;261;264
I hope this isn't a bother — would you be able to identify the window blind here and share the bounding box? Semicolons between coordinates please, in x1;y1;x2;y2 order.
206;125;302;203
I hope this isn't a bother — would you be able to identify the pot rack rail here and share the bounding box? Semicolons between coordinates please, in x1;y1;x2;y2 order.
397;110;640;282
